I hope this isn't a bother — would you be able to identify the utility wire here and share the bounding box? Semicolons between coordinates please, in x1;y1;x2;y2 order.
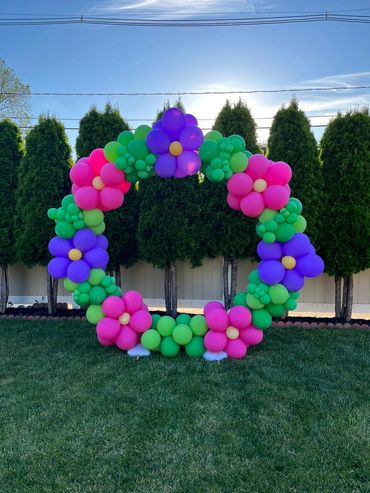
17;124;329;131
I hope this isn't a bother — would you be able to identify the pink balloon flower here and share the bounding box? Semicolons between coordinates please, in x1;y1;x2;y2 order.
226;154;292;217
96;291;152;351
70;148;131;211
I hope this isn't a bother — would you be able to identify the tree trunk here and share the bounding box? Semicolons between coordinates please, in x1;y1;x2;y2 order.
341;276;348;320
230;257;238;307
164;263;171;315
114;267;121;288
47;272;58;315
334;275;342;318
223;257;230;309
0;265;9;314
344;275;353;322
170;261;177;318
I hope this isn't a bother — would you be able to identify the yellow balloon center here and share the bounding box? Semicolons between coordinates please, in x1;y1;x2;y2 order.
282;255;296;270
226;326;239;340
68;248;82;261
119;313;130;325
92;176;105;190
169;141;183;157
253;178;267;192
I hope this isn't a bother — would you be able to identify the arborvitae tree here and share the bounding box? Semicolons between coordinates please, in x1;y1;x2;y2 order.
320;109;370;321
137;176;200;317
213;99;260;154
15;117;71;313
267;99;323;244
0;120;23;312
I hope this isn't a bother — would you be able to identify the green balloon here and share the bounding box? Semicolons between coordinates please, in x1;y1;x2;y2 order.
285;298;297;311
78;282;91;294
199;140;218;161
233;291;247;307
83;209;104;227
47;208;57;220
229;134;246;152
141;329;161;350
104;141;121;162
160;337;180;357
88;268;105;286
55;221;75;239
172;324;193;345
230;151;248;172
212;168;225;182
275;223;295;242
117;131;134;147
190;315;207;336
205;130;223;142
134;125;151;140
61;194;75;209
248;269;261;284
63;278;78;293
269;284;289;305
89;286;107;305
176;313;191;325
252;308;272;329
90;222;105;235
266;303;285;317
294;215;307;233
128;139;148;160
246;293;264;310
157;316;176;337
151;314;161;330
289;197;303;214
86;304;104;325
185;336;205;357
263;232;276;244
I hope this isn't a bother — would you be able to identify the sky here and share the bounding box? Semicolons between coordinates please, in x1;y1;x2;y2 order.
1;0;370;155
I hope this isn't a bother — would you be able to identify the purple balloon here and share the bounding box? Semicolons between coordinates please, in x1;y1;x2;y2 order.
73;228;97;251
283;233;312;257
67;259;90;283
257;241;283;260
84;247;109;269
174;167;187;178
96;235;108;249
154;154;177;178
258;260;285;284
146;128;171;154
177;151;201;175
180;126;204;150
48;237;72;257
161;108;186;140
185;114;198;126
282;269;305;291
48;257;69;278
296;253;324;278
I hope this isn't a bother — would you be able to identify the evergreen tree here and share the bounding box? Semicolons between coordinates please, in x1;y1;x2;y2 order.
155;97;185;122
267;99;323;244
15;117;71;313
320;109;370;321
0;120;23;312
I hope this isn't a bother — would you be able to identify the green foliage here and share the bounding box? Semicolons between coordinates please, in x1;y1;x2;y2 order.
137;176;200;268
320;109;370;277
0;58;31;126
15;117;72;266
0;120;23;265
75;103;130;158
267;99;323;244
213;99;259;154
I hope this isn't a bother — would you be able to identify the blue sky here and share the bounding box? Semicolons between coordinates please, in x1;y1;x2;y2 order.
1;0;370;154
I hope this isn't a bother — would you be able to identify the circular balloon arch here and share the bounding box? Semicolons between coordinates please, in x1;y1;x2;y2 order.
47;107;324;360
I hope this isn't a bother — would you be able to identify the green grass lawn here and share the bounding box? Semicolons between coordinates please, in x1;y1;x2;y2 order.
0;320;369;493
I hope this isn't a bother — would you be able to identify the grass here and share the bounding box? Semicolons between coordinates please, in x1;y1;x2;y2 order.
0;320;369;493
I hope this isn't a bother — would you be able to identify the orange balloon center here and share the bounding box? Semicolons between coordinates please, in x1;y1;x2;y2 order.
68;248;82;261
226;326;239;340
169;141;183;157
282;256;296;270
92;176;105;190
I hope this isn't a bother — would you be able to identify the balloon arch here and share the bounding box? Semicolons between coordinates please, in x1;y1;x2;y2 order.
47;107;324;360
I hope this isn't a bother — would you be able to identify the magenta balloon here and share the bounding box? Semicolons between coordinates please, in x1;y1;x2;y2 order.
185;114;198;126
73;228;97;251
48;237;72;257
146;128;171;154
179;126;204;150
177;151;201;175
48;257;69;278
241;327;264;345
83;247;109;269
283;233;312;257
258;260;285;284
129;310;152;333
67;259;90;283
154;154;177;178
282;269;305;291
229;305;252;330
204;300;224;316
296;253;324;278
161;107;186;140
96;235;108;249
257;240;283;260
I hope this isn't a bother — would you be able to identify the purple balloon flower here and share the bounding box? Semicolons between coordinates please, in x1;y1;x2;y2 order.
146;107;204;178
47;228;109;283
257;233;324;291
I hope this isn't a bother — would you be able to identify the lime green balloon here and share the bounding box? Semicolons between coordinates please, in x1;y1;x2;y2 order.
190;315;207;336
258;208;276;224
233;291;247;307
89;286;107;305
199;140;218;161
151;314;161;330
229;135;246;152
117;131;134;147
176;313;191;325
246;293;264;310
269;284;289;305
275;223;295;242
63;278;78;293
83;209;104;227
160;337;180;357
88;268;105;286
86;304;104;325
230;152;248;172
172;324;193;345
252;308;272;329
185;336;205;357
128;139;148;160
90;222;106;235
294;215;307;233
205;130;223;142
55;221;75;239
104;141;121;162
266;303;285;317
141;329;161;350
157;316;176;337
134;125;151;140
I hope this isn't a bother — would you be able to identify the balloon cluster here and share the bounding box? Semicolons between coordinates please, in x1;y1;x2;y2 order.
46;106;324;361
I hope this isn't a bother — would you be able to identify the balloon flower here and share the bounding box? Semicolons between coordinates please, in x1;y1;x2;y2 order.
70;148;131;211
257;232;324;291
227;154;292;217
47;229;109;283
96;291;152;350
146;107;204;178
204;302;263;359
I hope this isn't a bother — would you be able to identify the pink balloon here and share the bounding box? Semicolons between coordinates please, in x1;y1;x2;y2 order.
100;187;124;210
263;185;290;210
204;301;225;316
240;326;264;345
100;163;125;186
226;339;248;359
204;331;227;352
240;191;265;217
123;290;143;314
246;154;270;180
129;310;152;333
70;162;94;187
227;173;253;197
97;334;115;346
227;193;241;211
74;186;99;210
229;306;252;330
71;183;78;194
205;308;228;332
102;296;125;318
115;326;138;350
264;162;292;186
96;318;121;341
118;179;131;194
89;148;107;175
